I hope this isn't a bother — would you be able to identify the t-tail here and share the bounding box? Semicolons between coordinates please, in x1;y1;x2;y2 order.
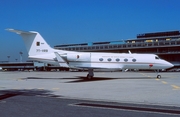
6;29;55;56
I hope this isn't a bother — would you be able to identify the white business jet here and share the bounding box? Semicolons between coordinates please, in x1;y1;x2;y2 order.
7;29;173;79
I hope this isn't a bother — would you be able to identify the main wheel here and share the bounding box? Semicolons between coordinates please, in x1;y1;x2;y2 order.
86;74;93;80
157;75;161;79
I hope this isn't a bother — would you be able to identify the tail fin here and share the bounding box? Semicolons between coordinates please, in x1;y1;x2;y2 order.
6;29;54;56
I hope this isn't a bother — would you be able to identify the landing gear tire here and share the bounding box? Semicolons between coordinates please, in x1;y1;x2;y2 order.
157;75;161;79
87;74;93;80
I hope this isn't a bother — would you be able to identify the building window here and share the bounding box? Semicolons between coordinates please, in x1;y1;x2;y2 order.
96;46;99;49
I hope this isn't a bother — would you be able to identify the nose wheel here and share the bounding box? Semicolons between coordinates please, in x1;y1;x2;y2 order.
157;75;161;79
156;69;161;79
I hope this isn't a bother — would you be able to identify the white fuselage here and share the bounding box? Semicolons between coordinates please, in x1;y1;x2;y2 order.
29;51;173;70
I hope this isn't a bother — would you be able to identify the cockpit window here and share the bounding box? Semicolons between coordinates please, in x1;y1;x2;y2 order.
155;56;160;60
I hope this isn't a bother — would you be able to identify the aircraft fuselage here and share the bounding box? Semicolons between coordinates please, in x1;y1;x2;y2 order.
29;51;173;70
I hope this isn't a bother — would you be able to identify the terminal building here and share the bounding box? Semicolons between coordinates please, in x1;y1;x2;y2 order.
55;30;180;68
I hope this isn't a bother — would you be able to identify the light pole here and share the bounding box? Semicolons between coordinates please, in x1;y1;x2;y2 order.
19;52;23;62
7;56;10;62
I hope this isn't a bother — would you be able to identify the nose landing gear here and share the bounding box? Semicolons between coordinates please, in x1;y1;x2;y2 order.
156;69;161;79
157;75;161;79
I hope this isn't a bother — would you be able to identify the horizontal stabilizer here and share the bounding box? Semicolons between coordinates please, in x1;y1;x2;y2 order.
6;29;37;34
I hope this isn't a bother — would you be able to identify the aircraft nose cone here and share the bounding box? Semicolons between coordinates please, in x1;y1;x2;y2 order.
167;62;174;68
170;63;174;68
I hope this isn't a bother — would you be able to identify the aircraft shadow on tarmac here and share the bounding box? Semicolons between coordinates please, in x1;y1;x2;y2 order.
26;77;62;80
25;76;155;83
25;77;118;83
63;76;154;83
63;77;117;83
0;89;60;100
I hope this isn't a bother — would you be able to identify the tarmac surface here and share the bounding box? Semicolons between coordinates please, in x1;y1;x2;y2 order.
0;71;180;117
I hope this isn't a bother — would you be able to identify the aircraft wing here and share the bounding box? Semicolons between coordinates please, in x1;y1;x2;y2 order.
54;52;69;67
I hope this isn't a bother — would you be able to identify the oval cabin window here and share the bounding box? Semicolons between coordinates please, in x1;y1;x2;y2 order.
132;59;136;62
107;58;112;62
116;58;120;62
99;58;103;61
124;58;128;62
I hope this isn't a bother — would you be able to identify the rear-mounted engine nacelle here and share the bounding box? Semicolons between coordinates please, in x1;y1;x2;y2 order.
61;53;91;62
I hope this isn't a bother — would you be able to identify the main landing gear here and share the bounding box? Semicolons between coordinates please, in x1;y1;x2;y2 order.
156;69;161;79
86;69;94;79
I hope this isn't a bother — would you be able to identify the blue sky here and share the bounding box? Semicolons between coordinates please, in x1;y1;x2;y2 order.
1;0;180;62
